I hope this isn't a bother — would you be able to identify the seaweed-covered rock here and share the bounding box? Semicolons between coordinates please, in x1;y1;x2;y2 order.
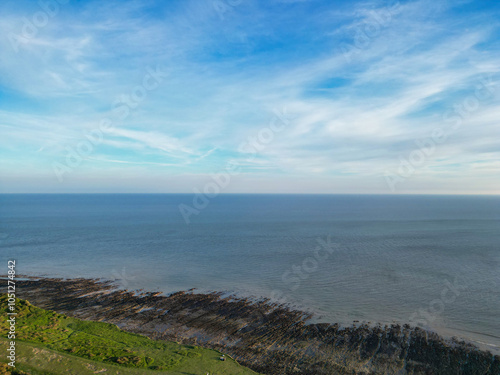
3;277;498;375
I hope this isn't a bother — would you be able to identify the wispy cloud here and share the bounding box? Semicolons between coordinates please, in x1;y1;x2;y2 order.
0;0;499;193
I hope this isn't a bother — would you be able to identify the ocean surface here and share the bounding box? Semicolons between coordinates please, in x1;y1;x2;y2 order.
1;194;499;352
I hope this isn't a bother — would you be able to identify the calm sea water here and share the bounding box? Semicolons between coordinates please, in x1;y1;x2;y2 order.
1;194;499;351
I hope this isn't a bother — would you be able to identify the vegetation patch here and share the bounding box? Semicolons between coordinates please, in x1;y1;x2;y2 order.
0;295;258;374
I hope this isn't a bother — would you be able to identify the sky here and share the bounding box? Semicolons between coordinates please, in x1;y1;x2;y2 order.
0;0;499;194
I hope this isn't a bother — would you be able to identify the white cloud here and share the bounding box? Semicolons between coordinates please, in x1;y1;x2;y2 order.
0;0;499;193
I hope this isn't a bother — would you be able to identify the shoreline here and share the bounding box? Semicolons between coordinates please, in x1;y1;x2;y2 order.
2;275;499;375
7;273;500;356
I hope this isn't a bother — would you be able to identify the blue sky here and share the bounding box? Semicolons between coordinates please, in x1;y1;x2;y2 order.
0;0;499;193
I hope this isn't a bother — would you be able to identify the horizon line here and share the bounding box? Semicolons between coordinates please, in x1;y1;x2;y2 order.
1;192;499;196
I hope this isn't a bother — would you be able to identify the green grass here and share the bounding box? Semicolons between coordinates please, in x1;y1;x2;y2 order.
0;295;259;375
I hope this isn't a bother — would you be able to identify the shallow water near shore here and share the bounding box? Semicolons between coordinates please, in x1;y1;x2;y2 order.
1;193;499;353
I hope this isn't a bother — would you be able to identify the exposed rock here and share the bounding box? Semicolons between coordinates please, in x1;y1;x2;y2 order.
3;277;499;375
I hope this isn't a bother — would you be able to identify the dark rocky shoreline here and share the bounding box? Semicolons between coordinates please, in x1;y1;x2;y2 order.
2;276;499;375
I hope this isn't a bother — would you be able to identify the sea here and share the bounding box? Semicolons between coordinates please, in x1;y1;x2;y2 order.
0;194;499;353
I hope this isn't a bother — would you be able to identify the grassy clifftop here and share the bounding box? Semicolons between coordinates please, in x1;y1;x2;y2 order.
0;295;259;375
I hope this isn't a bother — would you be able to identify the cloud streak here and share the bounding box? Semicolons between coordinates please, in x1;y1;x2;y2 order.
0;0;499;193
